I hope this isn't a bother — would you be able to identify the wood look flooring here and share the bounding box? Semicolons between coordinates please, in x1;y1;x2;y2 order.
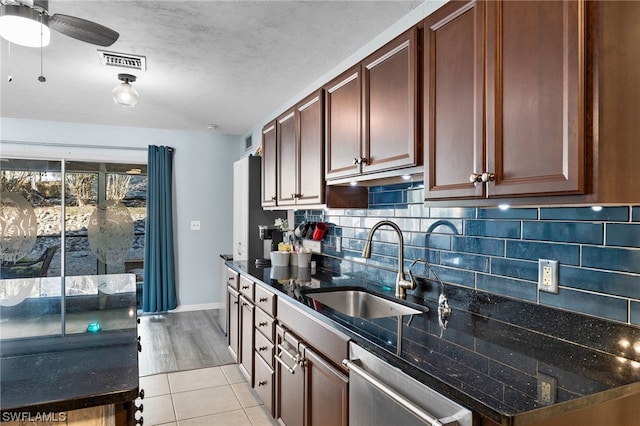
138;309;234;377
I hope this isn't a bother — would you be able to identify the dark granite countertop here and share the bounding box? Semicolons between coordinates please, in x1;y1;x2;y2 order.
227;259;640;425
0;274;139;415
1;331;139;414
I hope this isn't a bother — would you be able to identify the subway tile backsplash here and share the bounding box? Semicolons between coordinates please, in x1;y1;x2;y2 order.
295;182;640;327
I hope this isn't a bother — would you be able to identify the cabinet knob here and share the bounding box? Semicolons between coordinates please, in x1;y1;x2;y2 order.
259;321;267;327
360;157;368;165
136;403;144;413
481;172;495;183
242;285;249;290
271;196;277;201
259;297;267;302
353;157;359;165
259;346;268;351
469;173;482;183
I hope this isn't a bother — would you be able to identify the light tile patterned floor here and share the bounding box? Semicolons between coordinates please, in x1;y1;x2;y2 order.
138;365;278;426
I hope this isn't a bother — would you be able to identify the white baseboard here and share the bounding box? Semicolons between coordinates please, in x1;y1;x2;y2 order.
169;302;221;312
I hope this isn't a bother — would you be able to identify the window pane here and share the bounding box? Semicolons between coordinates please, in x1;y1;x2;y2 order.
0;159;62;338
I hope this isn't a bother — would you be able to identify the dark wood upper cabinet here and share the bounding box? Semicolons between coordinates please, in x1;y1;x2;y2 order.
276;91;325;207
276;108;297;206
325;65;362;180
424;0;585;201
261;121;278;207
362;26;420;174
296;91;325;205
485;0;584;197
325;28;420;182
424;0;485;199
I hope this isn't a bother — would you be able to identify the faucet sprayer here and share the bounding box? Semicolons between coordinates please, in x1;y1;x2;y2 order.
410;258;452;328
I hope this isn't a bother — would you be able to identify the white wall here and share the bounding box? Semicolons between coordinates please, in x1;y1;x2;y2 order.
1;117;240;310
242;0;447;151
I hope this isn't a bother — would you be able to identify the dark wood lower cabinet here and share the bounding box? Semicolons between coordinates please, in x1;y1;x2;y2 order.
275;326;348;426
254;354;275;416
227;286;240;362
276;327;305;426
305;345;348;426
239;295;254;385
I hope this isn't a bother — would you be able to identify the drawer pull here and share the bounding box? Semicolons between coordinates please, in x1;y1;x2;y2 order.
258;381;267;387
258;321;268;327
242;285;250;290
259;297;268;302
258;346;268;351
228;277;234;282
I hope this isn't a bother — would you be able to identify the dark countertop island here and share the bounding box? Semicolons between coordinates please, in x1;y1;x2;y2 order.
0;274;139;418
227;258;640;425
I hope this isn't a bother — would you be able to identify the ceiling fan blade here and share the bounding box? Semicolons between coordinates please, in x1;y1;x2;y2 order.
49;14;119;46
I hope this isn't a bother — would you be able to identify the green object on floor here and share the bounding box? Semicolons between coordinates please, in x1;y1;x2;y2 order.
87;322;101;333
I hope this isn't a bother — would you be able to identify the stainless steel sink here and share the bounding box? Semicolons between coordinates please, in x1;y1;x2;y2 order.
306;289;426;319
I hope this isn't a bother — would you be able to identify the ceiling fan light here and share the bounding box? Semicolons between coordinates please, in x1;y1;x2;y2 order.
0;5;50;48
112;74;139;107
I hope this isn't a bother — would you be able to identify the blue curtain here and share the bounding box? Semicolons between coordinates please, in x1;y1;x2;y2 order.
143;145;177;312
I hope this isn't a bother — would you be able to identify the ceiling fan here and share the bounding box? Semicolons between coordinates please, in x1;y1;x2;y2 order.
0;0;119;48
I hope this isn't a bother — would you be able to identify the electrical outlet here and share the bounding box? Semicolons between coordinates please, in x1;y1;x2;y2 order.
537;373;557;405
190;220;201;231
538;259;559;294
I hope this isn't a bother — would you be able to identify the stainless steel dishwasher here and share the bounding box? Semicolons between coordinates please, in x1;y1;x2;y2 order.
343;343;472;426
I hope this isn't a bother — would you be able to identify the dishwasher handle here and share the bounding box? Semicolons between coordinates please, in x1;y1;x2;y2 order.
342;359;457;426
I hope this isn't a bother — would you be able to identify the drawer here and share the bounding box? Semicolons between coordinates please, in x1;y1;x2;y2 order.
277;298;350;368
254;328;274;368
254;352;274;416
254;285;276;316
239;275;254;302
255;308;275;343
226;268;239;290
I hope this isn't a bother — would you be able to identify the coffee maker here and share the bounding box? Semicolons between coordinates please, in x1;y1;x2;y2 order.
256;225;283;266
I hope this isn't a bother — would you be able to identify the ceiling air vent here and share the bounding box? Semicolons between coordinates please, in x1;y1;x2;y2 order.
97;50;147;71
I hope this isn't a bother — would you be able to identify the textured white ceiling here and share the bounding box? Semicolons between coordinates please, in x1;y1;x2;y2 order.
0;0;422;135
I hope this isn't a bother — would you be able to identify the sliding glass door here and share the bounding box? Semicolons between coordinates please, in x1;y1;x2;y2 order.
0;158;146;339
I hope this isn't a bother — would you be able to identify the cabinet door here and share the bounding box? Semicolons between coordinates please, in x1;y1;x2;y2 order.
277;108;298;206
485;0;585;197
304;346;348;426
362;27;419;174
296;90;325;205
275;326;305;426
227;287;239;362
254;353;275;416
239;295;254;385
423;1;485;200
325;65;362;180
261;121;278;207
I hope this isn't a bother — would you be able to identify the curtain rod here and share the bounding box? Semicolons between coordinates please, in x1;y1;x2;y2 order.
0;139;149;151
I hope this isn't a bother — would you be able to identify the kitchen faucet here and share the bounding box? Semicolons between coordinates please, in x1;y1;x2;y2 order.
410;258;452;328
362;220;415;299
